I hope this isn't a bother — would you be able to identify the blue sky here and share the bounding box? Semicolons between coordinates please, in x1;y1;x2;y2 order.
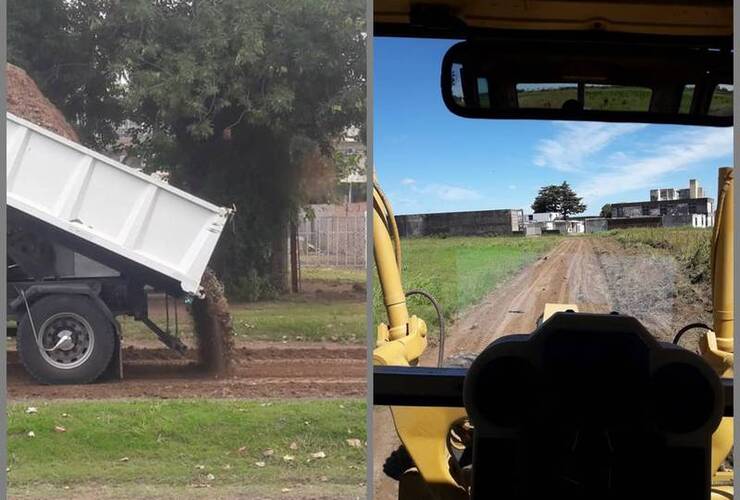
374;38;733;215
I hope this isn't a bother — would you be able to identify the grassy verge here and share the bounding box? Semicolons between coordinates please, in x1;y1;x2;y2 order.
120;299;365;344
8;399;366;495
373;236;560;334
301;267;365;284
230;301;365;343
599;227;712;284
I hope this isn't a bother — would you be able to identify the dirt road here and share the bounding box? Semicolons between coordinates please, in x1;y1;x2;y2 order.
373;236;707;498
8;341;365;400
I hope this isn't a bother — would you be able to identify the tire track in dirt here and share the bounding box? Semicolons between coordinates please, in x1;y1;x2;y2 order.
422;238;611;365
374;238;613;499
8;342;366;400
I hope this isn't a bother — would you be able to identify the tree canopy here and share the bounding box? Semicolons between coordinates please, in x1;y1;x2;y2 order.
9;0;366;298
531;182;587;220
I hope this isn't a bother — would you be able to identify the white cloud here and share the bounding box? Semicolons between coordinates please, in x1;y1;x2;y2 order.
404;181;482;203
400;177;416;186
420;183;482;202
577;127;733;202
534;122;646;172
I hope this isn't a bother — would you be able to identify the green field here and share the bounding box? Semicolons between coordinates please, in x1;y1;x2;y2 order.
300;267;365;284
373;236;560;334
514;86;732;115
120;300;365;344
8;399;366;498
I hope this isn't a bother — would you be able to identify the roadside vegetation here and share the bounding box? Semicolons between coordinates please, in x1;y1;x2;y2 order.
8;399;366;498
518;86;731;115
601;227;712;284
120;299;365;345
373;236;560;335
301;267;365;284
116;265;366;345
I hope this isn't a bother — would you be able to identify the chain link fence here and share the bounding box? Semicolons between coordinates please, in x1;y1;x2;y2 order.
297;211;367;269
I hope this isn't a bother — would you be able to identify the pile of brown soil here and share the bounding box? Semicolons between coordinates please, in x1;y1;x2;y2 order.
190;268;235;374
7;63;80;142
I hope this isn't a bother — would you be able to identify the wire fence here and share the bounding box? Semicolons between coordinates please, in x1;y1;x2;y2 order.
297;213;367;269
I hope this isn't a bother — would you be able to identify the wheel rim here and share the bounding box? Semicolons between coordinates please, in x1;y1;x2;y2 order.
37;312;95;370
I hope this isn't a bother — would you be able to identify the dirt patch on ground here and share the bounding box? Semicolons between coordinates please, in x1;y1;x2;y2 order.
592;237;712;345
374;236;713;499
7;63;80;142
8;342;365;400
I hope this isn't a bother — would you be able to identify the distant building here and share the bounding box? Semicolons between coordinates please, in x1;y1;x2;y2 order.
523;212;585;236
650;179;705;201
610;179;714;228
526;212;560;223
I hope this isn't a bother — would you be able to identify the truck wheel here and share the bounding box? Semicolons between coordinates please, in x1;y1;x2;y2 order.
17;295;115;384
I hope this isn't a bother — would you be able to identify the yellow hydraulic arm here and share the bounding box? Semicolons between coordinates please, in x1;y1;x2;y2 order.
373;181;468;499
701;167;734;499
373;168;733;499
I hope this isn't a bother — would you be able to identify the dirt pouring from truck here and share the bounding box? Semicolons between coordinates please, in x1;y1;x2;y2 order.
7;62;235;381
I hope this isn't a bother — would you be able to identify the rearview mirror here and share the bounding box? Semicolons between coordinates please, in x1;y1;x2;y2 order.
441;40;732;126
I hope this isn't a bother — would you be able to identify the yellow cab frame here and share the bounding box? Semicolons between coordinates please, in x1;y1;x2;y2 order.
372;2;734;499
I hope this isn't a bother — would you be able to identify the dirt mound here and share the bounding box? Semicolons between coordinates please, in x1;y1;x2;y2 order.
7;63;80;142
190;268;234;374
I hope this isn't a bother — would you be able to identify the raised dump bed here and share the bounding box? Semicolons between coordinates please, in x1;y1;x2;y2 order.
7;113;231;295
6;112;233;384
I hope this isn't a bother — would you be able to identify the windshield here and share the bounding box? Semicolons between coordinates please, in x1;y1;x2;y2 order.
373;37;733;360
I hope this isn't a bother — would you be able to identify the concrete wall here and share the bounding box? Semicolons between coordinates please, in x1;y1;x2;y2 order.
612;197;714;218
395;209;522;237
585;218;608;233
607;216;663;229
662;213;712;228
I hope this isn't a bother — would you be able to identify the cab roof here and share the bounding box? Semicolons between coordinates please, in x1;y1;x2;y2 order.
375;0;732;41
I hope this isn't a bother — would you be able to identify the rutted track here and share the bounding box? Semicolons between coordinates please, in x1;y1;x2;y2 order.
422;237;612;365
8;341;366;400
374;236;702;499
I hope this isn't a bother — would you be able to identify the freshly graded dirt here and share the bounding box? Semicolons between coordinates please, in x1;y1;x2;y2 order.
7;342;365;400
374;236;712;499
7;63;80;142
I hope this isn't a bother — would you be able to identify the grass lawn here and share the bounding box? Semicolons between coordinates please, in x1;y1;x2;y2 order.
120;300;365;345
300;267;365;284
8;399;366;497
230;301;365;343
373;236;560;334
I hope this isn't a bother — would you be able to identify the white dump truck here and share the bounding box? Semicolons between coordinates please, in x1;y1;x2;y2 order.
7;113;232;384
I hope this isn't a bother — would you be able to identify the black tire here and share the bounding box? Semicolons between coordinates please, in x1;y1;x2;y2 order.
17;295;115;385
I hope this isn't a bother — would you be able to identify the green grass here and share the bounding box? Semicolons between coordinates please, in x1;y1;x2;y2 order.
373;236;560;333
600;227;712;283
301;267;365;284
8;399;366;492
230;301;365;343
517;86;652;111
515;86;732;116
120;299;365;344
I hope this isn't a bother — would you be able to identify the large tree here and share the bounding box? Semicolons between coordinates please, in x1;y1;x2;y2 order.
8;0;126;149
531;182;586;220
9;0;366;298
